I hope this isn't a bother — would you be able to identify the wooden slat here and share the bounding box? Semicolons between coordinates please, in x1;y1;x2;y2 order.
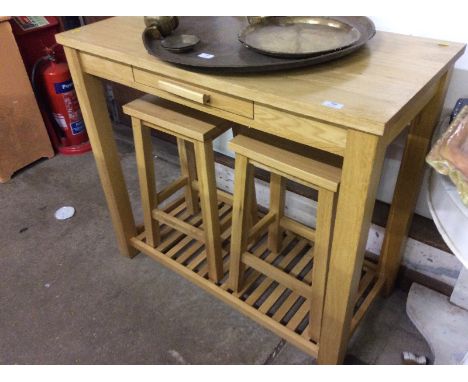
155;208;199;253
241;238;296;303
193;211;234;278
153;209;205;242
192;180;233;205
350;278;384;335
220;213;232;234
162;194;186;214
155;222;192;253
165;197;187;216
272;292;301;321
274;250;315;326
136;213;186;245
167;236;198;262
280;216;315;242
235;241;285;298
188;214;233;277
248;211;276;244
157;176;188;204
363;258;378;272
287;300;309;330
243;252;311;299
167;205;228;263
257;240;310;314
222;235;295;293
355;270;376;305
168;203;231;265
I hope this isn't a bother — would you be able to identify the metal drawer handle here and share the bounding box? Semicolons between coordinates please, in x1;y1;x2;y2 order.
158;80;210;104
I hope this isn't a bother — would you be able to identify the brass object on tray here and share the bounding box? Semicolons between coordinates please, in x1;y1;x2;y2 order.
161;34;200;53
239;16;361;58
143;16;179;40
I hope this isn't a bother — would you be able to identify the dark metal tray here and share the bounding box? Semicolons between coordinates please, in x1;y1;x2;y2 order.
142;17;375;73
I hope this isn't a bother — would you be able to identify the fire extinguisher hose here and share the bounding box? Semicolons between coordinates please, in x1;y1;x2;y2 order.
30;51;65;139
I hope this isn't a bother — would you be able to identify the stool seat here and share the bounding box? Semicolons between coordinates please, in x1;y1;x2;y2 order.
123;94;230;142
229;135;341;191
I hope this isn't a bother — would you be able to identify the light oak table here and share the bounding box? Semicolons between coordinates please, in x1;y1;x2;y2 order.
56;17;465;364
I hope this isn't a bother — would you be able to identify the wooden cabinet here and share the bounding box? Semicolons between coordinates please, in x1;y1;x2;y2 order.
0;17;53;183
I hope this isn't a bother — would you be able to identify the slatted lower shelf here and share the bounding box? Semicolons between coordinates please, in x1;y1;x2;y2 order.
129;197;381;358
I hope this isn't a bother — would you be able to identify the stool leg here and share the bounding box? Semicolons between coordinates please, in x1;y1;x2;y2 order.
268;173;286;253
194;140;224;282
229;154;254;292
132;117;160;247
309;189;336;342
246;172;259;228
231;124;258;227
177;138;200;215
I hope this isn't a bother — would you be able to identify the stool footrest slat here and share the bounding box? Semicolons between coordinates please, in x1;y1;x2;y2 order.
192;180;233;205
242;251;311;299
153;209;205;242
248;211;276;243
280;216;316;242
157;176;189;204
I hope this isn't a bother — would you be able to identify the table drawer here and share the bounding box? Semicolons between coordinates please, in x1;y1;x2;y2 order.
79;52;133;84
133;68;253;119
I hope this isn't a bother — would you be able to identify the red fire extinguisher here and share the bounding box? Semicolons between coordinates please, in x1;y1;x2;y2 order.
32;45;91;155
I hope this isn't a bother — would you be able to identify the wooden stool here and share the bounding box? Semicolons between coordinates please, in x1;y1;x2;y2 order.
123;95;233;282
228;134;341;342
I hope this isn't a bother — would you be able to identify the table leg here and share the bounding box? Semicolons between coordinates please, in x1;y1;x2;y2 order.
379;71;452;296
318;130;386;364
64;47;138;258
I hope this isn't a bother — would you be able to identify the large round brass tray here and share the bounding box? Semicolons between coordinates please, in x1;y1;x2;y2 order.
239;16;362;58
142;16;375;73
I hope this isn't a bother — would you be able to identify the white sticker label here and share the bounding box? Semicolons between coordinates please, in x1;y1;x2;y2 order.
198;53;214;59
53;113;67;129
322;100;344;110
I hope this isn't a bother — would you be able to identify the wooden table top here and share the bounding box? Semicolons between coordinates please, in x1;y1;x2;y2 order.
57;16;465;136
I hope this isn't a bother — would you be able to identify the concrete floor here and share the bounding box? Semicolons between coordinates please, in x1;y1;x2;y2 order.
0;127;433;364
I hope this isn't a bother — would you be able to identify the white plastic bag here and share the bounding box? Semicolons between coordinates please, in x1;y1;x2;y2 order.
427;106;468;206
